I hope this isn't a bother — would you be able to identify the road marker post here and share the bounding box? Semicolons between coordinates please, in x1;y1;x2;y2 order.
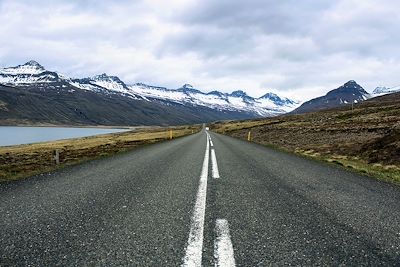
53;149;60;165
247;130;251;142
169;130;173;140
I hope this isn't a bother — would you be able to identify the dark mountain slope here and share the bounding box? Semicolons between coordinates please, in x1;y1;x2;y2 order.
0;60;301;125
293;80;370;114
0;84;255;126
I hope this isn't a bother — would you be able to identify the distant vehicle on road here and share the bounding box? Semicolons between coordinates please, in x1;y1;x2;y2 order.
205;127;209;130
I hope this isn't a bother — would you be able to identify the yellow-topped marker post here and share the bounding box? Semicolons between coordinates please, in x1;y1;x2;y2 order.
247;130;251;141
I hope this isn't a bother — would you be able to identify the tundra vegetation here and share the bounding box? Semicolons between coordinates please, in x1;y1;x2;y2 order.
0;125;201;182
211;93;400;183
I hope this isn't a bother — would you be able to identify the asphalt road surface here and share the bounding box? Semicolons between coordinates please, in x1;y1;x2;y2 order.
1;129;400;266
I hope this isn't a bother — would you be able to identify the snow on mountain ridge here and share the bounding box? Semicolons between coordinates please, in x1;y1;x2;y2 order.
90;73;127;92
372;85;400;96
0;60;45;75
71;74;140;99
182;84;193;89
0;60;300;116
0;61;65;85
259;92;296;106
128;83;301;116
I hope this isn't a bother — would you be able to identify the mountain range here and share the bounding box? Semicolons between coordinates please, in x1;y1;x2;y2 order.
0;61;300;126
1;60;399;125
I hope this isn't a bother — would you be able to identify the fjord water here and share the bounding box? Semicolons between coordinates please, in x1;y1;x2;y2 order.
0;126;128;146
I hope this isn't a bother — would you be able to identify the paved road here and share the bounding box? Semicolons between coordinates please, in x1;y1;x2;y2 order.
1;129;400;266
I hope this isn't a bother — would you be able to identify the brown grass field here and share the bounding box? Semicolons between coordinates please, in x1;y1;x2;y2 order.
211;92;400;183
0;125;201;182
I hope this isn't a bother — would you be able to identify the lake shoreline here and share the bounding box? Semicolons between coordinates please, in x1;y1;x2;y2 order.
0;126;135;147
0;123;150;130
0;125;201;182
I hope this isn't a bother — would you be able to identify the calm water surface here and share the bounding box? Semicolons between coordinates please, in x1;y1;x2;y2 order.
0;126;129;146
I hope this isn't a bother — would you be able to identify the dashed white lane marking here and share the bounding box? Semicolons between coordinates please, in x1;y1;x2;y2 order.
211;149;220;179
207;132;214;146
182;134;210;267
214;219;236;267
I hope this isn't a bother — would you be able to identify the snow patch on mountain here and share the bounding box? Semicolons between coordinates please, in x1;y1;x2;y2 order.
71;74;140;99
0;60;45;75
69;80;102;92
90;74;127;92
373;85;400;96
0;61;65;85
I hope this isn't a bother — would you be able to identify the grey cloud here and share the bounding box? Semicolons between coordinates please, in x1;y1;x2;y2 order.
1;0;400;101
176;0;333;35
156;25;255;58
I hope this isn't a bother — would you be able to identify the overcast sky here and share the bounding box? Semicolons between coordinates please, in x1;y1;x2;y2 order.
0;0;399;100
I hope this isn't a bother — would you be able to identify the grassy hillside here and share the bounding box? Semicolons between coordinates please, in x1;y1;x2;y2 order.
211;92;400;182
0;125;201;182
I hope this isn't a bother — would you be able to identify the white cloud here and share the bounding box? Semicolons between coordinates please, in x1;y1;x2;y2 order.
0;0;399;101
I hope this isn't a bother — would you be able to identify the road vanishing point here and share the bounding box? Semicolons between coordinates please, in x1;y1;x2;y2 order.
1;129;400;266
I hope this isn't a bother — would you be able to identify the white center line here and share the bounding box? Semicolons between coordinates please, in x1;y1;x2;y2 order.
214;219;236;267
211;149;220;179
182;134;210;267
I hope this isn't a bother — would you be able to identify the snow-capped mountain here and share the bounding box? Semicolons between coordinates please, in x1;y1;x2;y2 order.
372;86;400;96
128;83;300;116
293;80;370;114
0;60;66;85
0;60;45;75
0;60;300;119
257;93;298;112
71;74;141;99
